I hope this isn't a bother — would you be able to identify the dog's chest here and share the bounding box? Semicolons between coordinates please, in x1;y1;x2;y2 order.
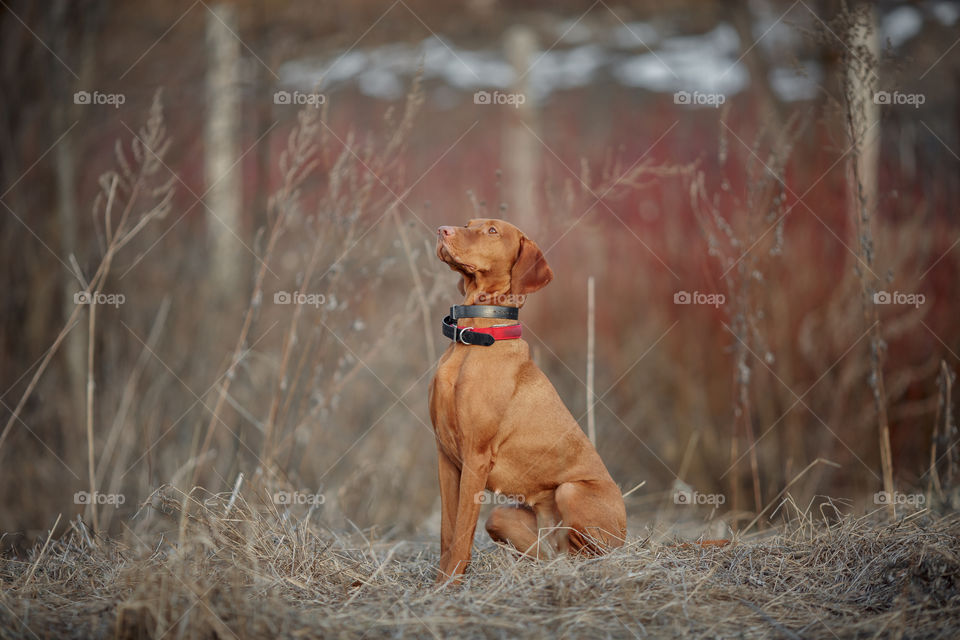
430;349;505;463
430;353;466;461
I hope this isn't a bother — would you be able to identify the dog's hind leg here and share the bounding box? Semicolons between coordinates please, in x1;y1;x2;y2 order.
554;480;627;555
485;505;557;559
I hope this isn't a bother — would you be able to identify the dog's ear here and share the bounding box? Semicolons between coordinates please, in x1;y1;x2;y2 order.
510;235;553;295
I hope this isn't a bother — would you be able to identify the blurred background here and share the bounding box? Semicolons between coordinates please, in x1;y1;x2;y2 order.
1;0;959;547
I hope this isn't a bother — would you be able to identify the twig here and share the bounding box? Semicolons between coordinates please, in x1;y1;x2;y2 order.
225;472;244;515
22;513;61;586
621;480;646;499
586;276;596;446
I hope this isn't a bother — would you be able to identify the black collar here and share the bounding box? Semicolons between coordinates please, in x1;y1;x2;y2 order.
449;304;519;320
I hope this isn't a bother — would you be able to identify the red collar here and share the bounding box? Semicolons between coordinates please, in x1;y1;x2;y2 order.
458;323;522;342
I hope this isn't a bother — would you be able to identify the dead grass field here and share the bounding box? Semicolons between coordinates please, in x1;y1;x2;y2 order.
2;486;958;639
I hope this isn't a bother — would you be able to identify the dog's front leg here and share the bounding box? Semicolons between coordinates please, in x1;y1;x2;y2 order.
436;449;460;573
437;453;491;584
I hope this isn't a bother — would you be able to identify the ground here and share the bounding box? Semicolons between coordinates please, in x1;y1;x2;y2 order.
1;489;958;639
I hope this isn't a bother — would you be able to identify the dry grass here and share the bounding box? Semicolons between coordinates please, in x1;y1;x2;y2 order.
2;486;958;639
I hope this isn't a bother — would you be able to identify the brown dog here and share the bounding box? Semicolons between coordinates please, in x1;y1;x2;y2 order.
430;218;626;583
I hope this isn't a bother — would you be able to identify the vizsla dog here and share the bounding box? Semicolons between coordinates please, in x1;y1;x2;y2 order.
430;218;626;583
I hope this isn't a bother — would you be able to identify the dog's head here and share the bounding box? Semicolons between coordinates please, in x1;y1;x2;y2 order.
436;219;553;305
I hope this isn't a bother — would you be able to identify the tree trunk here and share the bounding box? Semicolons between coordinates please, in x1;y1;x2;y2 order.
205;2;243;307
503;26;540;235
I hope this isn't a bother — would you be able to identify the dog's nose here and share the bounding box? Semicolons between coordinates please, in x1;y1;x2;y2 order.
438;226;455;237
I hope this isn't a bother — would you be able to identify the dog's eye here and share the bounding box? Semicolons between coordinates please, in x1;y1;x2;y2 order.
488;227;498;235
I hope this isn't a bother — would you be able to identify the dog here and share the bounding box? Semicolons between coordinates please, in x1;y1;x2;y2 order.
430;218;626;583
